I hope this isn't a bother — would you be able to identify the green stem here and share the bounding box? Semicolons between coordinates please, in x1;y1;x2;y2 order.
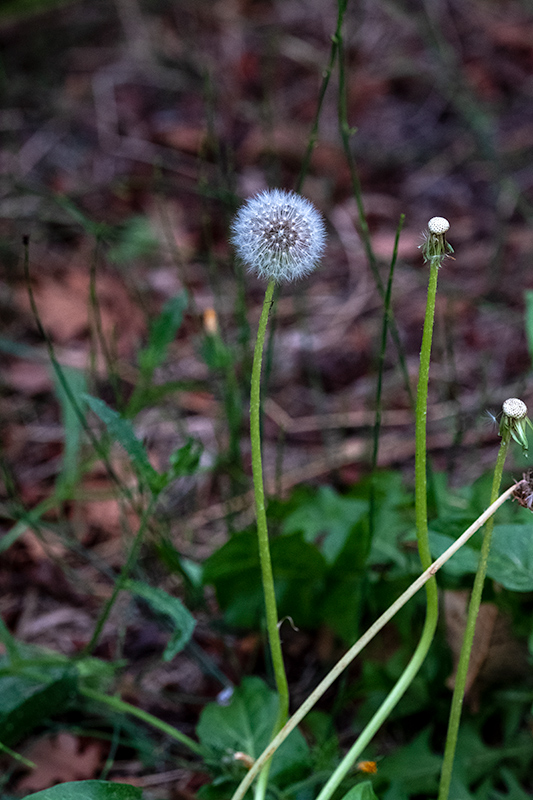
250;279;289;732
229;485;516;800
295;0;348;194
314;261;441;800
79;686;203;756
438;433;511;800
415;260;440;570
81;498;155;656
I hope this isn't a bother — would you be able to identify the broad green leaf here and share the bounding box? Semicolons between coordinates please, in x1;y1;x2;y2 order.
125;580;196;660
203;531;326;628
429;531;480;577
375;728;441;795
283;485;367;563
23;781;143;800
430;525;533;591
340;781;380;800
197;677;310;785
83;394;161;492
137;292;188;376
486;524;533;591
0;662;77;746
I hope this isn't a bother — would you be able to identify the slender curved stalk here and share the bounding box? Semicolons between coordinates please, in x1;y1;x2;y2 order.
229;484;517;800
82;498;155;656
314;259;441;800
438;432;511;800
337;27;414;409
250;279;289;731
295;0;348;193
80;686;203;756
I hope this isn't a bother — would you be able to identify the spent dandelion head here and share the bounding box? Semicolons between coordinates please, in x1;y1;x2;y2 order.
419;216;454;267
500;397;532;453
231;189;326;283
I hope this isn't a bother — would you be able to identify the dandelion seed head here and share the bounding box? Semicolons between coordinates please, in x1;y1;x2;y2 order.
502;398;527;420
428;216;450;235
231;189;326;283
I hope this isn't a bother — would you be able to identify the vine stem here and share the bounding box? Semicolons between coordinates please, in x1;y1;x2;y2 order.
250;279;290;731
438;432;511;800
229;484;517;800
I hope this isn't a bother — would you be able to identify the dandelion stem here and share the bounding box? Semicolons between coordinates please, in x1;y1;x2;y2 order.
250;279;290;733
312;256;441;800
438;432;511;800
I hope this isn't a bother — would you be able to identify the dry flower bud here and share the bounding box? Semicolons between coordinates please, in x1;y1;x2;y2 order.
502;398;527;420
427;216;450;235
500;397;532;452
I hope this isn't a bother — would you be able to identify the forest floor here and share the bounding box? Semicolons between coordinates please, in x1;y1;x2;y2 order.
1;0;533;796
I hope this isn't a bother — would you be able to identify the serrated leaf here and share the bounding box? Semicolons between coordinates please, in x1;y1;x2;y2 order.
125;580;196;659
23;780;143;800
83;394;161;492
283;485;367;564
197;677;310;785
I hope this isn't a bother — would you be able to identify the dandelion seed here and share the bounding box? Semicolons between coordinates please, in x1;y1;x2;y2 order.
231;189;327;283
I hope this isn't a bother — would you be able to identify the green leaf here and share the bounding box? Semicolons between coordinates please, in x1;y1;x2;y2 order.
486;524;533;591
429;530;481;577
0;661;77;746
125;580;196;660
108;216;158;264
52;365;87;490
375;728;441;795
203;531;326;628
339;781;380;800
430;524;533;591
23;781;143;800
283;485;367;564
197;677;310;785
83;394;162;492
137;292;188;376
168;438;202;478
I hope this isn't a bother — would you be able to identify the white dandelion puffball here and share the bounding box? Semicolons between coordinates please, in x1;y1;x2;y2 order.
427;216;450;235
502;398;527;419
231;189;327;283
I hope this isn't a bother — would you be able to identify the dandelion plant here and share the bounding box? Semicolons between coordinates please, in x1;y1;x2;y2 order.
231;188;326;732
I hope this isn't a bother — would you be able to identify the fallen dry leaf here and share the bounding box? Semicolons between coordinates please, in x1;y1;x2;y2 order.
16;733;103;792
